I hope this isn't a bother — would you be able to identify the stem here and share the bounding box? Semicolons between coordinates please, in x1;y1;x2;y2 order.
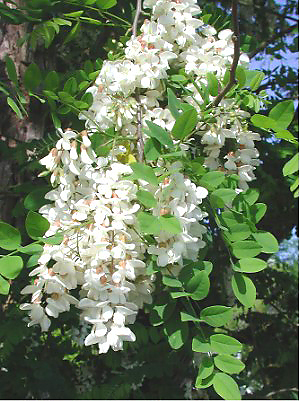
249;23;298;58
64;1;131;26
131;0;144;162
101;10;131;26
209;0;240;108
132;0;142;37
166;266;212;357
136;97;144;163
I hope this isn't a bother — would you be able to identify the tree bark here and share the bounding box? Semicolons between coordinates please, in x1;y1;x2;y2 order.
0;1;45;222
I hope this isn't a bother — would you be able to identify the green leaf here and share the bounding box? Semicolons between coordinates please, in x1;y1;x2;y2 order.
24;63;42;91
170;74;187;83
210;188;237;208
0;222;21;250
80;17;103;25
210;334;242;354
252;231;279;253
224;223;251;242
7;97;23;118
283;153;299;176
167;88;181;118
180;311;201;322
43;90;59;100
74;100;89;110
231;240;262;258
79;81;90;91
24;187;51;210
137;212;160;235
197;356;214;380
96;0;117;9
146;121;174;148
51;112;61;128
136;189;157;208
220;210;244;228
5;55;18;85
249;203;267;223
249;71;265;91
213;373;241;400
64;21;81;44
18;244;43;254
58;91;75;104
81;92;93;107
52;18;72;26
233;257;267;273
199;171;225;190
63;11;84;17
159;215;182;234
274;129;297;143
170;290;191;299
162;275;182;288
0;256;23;279
214;354;245;374
200;306;233;327
233;188;259;210
0;275;10;295
192;335;212;353
25;211;50;240
195;372;215;389
27;253;41;269
171;108;198;140
232;272;256;307
130;163;158;186
251;114;276;130
235;66;246;88
207;72;219;96
39;232;64;245
144;138;163;161
64;77;77;95
185;270;210;301
84;60;94;74
150;295;176;326
269;100;294;130
164;315;189;350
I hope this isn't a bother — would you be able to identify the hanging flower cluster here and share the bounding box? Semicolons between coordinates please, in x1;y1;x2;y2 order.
21;0;262;352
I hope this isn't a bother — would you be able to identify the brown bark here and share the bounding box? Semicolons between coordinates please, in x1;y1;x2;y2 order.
0;1;45;222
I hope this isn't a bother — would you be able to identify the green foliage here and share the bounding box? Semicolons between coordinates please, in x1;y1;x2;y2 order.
171;107;198;140
0;222;21;250
213;373;241;400
0;0;297;399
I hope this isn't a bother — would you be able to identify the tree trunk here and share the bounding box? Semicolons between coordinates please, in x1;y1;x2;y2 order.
0;1;45;222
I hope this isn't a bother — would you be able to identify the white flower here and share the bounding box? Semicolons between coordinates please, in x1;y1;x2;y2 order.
20;303;51;331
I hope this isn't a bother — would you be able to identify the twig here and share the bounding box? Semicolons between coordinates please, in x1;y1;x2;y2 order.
210;0;240;107
265;387;298;399
249;23;298;58
132;0;142;37
132;0;144;162
136;98;144;162
262;9;299;23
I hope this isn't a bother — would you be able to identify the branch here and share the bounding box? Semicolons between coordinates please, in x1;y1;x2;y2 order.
265;9;299;23
265;387;299;399
210;0;240;107
136;99;144;162
132;0;144;162
249;23;298;58
132;0;142;37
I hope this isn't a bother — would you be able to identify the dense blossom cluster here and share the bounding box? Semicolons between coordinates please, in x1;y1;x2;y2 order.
21;0;262;352
20;129;208;352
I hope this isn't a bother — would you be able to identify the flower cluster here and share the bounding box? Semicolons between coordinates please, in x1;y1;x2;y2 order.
21;131;152;351
20;128;209;352
81;0;260;189
21;0;262;352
